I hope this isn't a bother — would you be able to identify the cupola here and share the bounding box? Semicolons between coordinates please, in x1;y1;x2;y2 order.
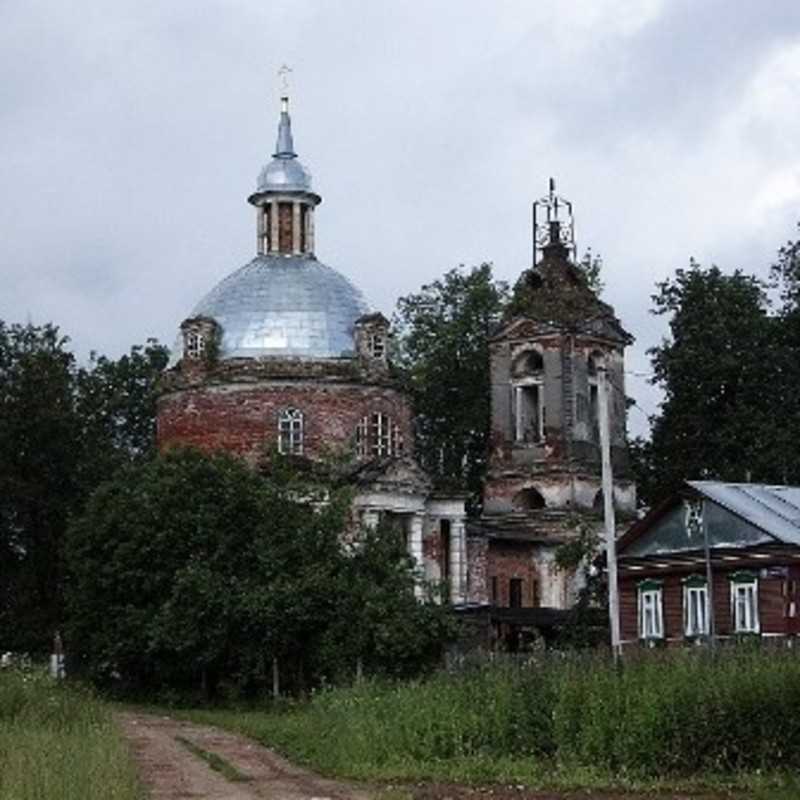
248;95;321;257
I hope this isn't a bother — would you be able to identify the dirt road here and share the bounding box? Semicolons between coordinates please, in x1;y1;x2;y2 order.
116;711;372;800
116;712;727;800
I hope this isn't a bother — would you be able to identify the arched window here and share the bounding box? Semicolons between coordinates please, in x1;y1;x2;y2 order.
278;408;304;455
512;487;546;511
185;331;205;360
355;413;403;458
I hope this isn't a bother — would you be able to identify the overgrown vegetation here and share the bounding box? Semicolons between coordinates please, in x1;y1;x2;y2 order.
180;649;800;791
0;667;141;800
66;448;455;698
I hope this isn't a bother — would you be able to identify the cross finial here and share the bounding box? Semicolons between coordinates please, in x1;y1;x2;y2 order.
278;64;293;96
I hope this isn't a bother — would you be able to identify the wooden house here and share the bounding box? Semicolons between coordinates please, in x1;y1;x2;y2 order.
616;481;800;646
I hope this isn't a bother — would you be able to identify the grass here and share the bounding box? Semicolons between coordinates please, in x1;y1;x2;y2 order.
0;667;142;800
174;734;252;782
170;649;800;798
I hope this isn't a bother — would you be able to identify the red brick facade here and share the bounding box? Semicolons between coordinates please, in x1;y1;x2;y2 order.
157;379;413;463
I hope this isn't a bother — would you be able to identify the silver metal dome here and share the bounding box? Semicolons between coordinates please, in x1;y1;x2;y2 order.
189;255;369;359
256;157;313;194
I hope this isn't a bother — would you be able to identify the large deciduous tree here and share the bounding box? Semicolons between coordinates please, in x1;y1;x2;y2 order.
0;320;167;653
638;262;786;504
66;449;454;695
393;264;508;507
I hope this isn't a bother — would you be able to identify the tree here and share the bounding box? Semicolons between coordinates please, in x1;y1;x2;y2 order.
0;322;82;651
393;264;508;507
321;521;456;681
66;449;454;695
0;320;168;653
641;262;780;504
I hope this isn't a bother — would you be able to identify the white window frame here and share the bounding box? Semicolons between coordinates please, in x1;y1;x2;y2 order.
730;575;760;634
355;413;403;458
368;332;386;359
278;408;304;456
683;579;709;638
185;331;205;360
638;583;664;640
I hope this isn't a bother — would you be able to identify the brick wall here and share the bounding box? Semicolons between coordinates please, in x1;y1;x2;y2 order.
487;541;539;607
157;380;413;462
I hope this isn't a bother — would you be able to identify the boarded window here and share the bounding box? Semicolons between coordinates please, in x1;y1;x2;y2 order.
440;519;451;581
278;203;293;251
509;578;523;609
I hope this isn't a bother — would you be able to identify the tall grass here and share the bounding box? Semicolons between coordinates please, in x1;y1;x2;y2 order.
0;668;142;800
184;648;800;785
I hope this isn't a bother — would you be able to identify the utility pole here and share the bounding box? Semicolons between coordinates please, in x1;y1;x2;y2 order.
597;363;621;658
701;499;717;653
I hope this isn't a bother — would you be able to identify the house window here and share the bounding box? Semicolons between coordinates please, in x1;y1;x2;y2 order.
638;580;664;640
185;331;205;360
783;579;798;618
730;572;759;634
509;578;523;609
278;408;304;455
355;413;403;458
683;576;709;638
368;332;386;359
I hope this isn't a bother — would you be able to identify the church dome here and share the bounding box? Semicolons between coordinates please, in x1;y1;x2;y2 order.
190;254;369;359
256;157;313;194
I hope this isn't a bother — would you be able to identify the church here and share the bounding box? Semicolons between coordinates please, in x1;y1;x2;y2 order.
156;94;636;647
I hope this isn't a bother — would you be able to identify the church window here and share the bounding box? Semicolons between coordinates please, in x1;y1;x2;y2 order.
278;408;304;455
512;487;546;511
278;202;293;252
369;332;386;359
355;413;403;458
185;331;205;360
509;578;523;608
514;385;545;443
440;519;451;581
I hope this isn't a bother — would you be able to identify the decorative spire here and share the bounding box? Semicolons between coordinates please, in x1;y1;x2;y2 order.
532;178;577;265
274;96;296;158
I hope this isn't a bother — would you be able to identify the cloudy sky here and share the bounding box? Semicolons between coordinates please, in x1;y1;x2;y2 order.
3;0;800;436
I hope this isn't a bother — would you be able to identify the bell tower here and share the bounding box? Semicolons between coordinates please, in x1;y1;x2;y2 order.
483;180;635;515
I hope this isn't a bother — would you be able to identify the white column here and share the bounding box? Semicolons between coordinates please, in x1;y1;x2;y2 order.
514;386;522;441
361;509;380;529
292;202;301;254
307;208;315;253
409;514;425;599
449;518;466;604
269;201;279;253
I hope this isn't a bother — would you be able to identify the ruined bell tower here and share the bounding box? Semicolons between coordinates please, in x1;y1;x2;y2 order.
464;182;635;643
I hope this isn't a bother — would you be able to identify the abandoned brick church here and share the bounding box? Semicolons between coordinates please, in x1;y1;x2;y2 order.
156;96;636;646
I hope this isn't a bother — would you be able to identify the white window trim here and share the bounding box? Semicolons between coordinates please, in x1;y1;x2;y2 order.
278;408;304;456
355;413;403;458
638;584;664;640
683;582;709;638
368;332;386;359
185;331;206;360
731;578;760;634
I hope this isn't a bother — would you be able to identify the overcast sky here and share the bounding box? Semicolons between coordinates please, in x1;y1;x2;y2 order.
3;0;800;437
